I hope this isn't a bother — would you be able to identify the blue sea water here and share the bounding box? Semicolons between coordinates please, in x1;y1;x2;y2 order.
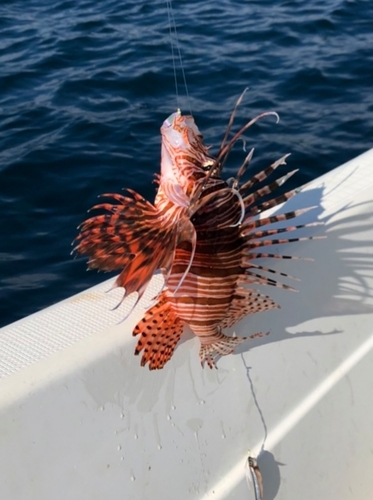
0;0;372;327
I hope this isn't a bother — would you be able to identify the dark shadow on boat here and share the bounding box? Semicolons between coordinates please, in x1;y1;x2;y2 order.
226;181;373;357
256;450;285;500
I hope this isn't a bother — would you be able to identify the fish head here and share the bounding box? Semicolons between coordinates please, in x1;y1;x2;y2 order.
159;110;208;203
161;109;203;149
158;110;218;211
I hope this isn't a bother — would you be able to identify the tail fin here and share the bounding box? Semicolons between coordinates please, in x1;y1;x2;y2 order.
74;189;182;297
199;330;269;369
200;334;246;369
133;292;184;370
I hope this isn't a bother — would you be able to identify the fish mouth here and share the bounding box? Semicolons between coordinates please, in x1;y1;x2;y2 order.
162;108;181;128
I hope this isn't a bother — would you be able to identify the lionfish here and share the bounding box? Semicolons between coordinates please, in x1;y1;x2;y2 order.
74;94;318;369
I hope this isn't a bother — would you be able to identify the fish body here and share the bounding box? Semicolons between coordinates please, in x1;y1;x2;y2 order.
75;100;318;369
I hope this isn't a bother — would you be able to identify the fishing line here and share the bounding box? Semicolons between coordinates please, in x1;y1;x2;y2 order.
166;0;192;114
241;354;268;453
166;0;179;109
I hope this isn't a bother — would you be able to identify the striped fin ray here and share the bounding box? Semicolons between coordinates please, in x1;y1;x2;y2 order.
198;323;270;368
217;87;249;162
242;221;323;240
243;169;298;212
74;189;181;297
239;154;290;193
241;261;300;281
216;111;280;172
231;147;255;189
252;186;306;215
133;292;184;370
74;190;160;271
215;89;279;175
246;252;313;261
245;235;323;253
199;332;248;369
242;206;317;232
220;287;279;329
238;272;297;291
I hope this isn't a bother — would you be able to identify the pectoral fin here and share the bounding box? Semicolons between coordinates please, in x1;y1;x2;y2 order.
133;292;184;369
74;189;179;297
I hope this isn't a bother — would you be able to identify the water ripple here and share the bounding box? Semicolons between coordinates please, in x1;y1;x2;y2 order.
0;0;373;326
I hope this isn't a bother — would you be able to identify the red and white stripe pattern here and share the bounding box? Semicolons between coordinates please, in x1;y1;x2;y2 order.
160;143;320;368
75;106;321;369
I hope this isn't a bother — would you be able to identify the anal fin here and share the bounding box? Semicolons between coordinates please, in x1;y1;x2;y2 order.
220;287;279;329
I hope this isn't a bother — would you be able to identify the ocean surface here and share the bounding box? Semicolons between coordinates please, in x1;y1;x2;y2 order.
0;0;372;327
